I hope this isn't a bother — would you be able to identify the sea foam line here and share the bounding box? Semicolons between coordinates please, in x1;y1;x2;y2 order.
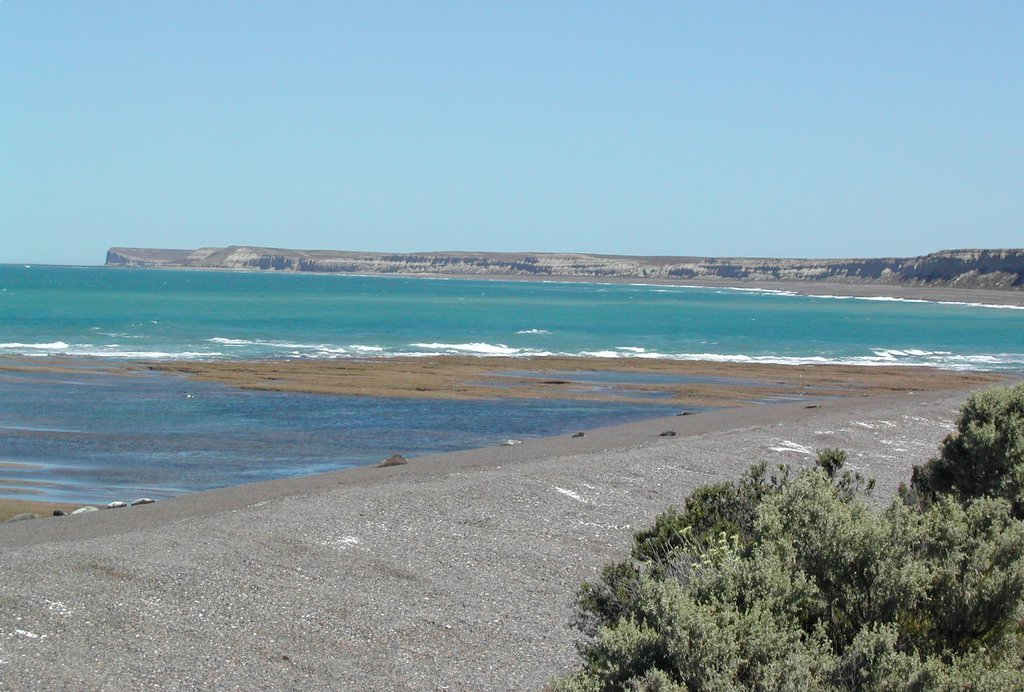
2;339;1020;371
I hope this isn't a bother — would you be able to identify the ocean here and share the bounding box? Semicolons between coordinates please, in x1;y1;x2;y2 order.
2;265;1022;504
3;265;1023;367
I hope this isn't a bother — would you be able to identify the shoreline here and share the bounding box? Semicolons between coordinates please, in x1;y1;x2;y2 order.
380;271;1024;308
0;384;992;538
15;261;1024;307
0;386;999;686
0;356;1010;512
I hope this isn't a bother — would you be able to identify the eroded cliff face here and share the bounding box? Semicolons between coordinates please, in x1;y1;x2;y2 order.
105;247;1024;289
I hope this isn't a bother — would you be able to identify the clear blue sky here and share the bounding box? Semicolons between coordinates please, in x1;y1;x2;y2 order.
2;2;1022;265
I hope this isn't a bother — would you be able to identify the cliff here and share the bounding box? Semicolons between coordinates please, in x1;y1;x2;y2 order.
105;247;1024;290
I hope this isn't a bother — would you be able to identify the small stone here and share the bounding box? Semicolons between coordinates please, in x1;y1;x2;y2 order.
377;454;408;468
571;431;585;438
105;501;128;509
659;431;677;437
804;404;820;409
7;512;39;523
130;498;156;506
70;506;99;514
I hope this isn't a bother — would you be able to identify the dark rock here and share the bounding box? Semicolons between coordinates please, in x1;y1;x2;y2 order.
659;431;677;437
804;404;820;409
377;454;408;468
53;510;67;516
571;431;585;438
7;512;39;523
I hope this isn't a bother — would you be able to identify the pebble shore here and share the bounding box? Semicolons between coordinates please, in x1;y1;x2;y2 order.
0;387;998;688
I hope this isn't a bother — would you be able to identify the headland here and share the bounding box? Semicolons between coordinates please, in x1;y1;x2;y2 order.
106;246;1024;298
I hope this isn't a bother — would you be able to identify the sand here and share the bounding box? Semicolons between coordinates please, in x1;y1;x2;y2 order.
0;383;1006;689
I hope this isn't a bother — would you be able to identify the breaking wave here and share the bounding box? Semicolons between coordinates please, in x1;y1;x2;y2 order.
1;337;1021;370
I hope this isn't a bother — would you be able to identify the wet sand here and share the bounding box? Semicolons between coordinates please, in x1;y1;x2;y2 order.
147;356;1004;406
0;498;77;524
0;382;1017;688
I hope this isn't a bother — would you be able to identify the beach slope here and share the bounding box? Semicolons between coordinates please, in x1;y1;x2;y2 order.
0;388;983;688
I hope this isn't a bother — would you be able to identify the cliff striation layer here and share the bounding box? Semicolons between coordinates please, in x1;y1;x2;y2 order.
106;246;1024;290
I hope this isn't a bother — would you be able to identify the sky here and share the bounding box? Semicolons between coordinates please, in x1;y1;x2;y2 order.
2;2;1022;265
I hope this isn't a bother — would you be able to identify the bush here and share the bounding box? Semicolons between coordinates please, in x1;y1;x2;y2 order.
556;386;1024;690
907;382;1024;517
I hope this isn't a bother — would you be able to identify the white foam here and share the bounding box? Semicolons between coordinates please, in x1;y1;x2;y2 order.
207;337;256;345
0;341;70;350
516;329;551;334
314;347;348;355
410;342;524;356
622;283;1024;311
349;344;385;353
718;286;799;296
56;347;227;359
813;294;1024;311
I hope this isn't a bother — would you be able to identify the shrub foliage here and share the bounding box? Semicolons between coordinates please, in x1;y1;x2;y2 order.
556;384;1024;690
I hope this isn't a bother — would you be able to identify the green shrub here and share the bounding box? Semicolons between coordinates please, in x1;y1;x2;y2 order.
908;382;1024;517
557;386;1024;690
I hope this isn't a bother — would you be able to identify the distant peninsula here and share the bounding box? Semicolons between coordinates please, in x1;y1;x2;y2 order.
106;246;1024;291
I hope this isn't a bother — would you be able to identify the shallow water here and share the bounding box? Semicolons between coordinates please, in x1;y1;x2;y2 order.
0;366;684;503
2;264;1023;503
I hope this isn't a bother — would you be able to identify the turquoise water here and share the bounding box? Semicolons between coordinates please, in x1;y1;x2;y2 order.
1;265;1022;503
2;265;1023;368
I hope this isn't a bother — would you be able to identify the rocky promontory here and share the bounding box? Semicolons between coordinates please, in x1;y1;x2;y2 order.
106;246;1024;290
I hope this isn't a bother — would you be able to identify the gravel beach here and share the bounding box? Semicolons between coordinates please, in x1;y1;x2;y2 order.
0;387;995;689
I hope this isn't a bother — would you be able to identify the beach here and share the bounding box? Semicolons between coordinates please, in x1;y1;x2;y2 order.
0;379;1008;688
7;0;1024;683
0;270;1020;686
